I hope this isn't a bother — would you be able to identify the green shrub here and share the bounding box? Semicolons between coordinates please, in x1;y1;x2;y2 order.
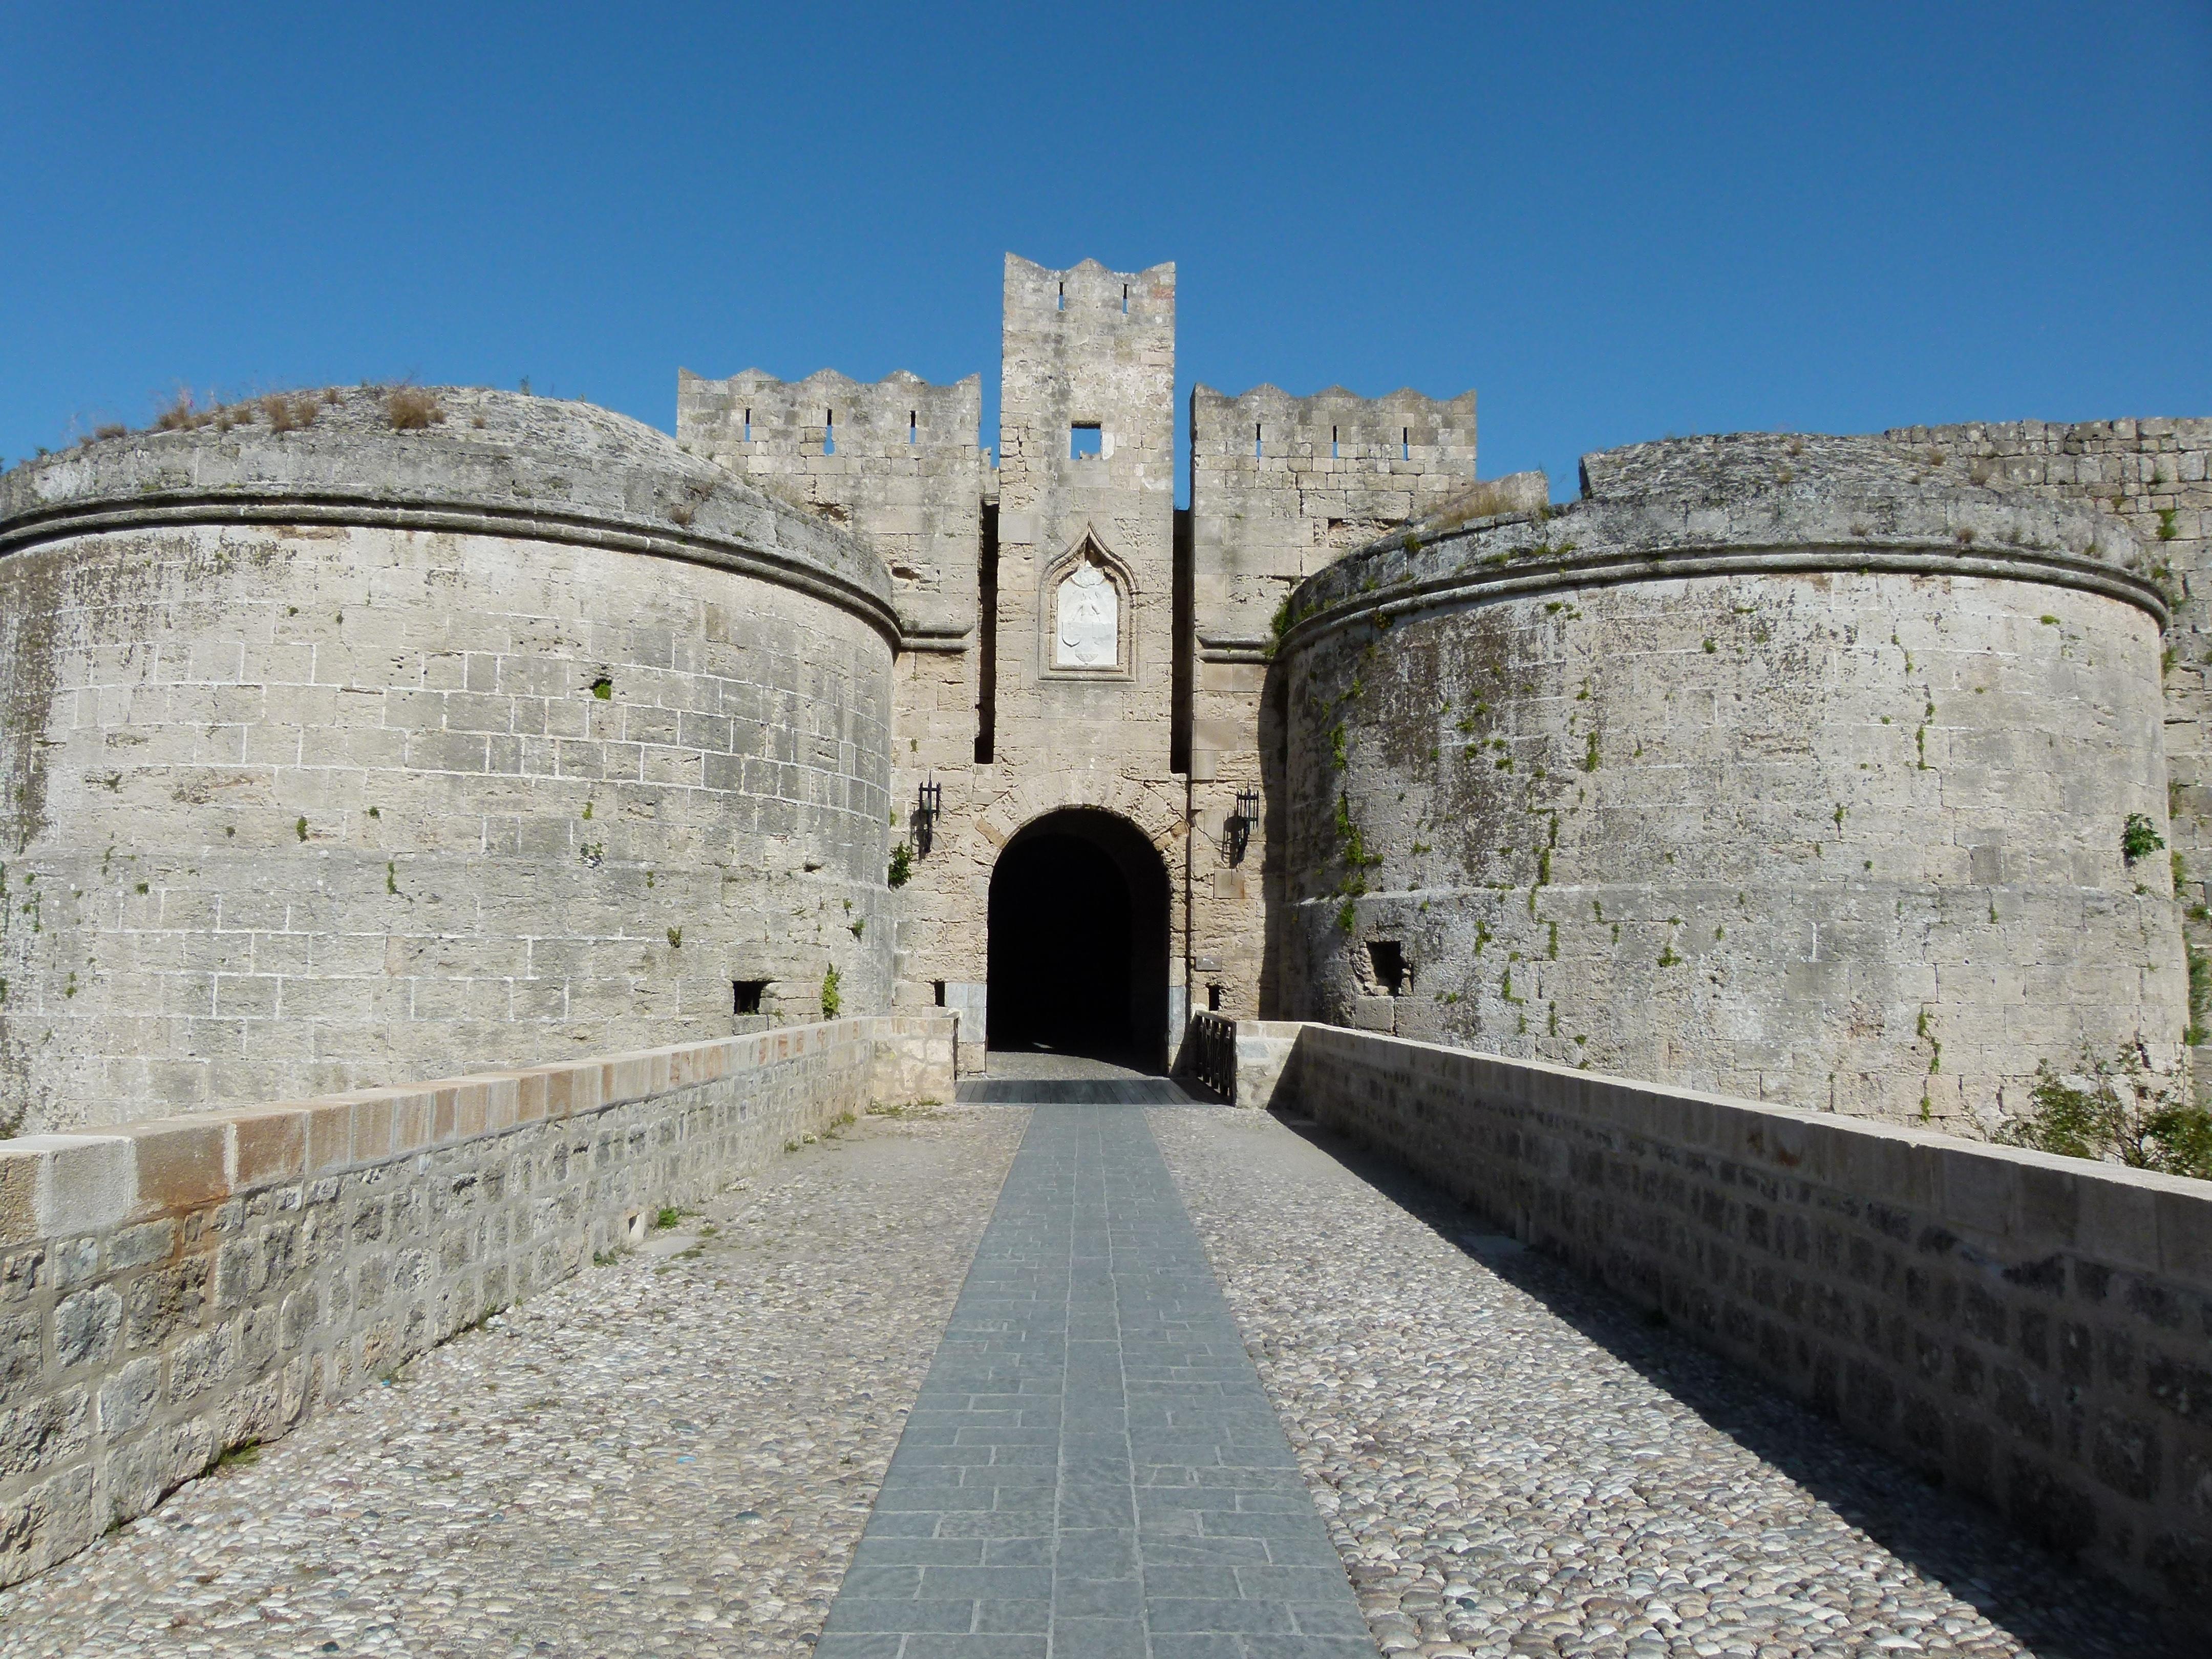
1994;1047;2212;1179
2122;812;2165;865
887;842;912;888
821;964;841;1019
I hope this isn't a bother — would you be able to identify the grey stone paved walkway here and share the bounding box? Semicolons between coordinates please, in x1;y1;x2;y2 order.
818;1098;1375;1659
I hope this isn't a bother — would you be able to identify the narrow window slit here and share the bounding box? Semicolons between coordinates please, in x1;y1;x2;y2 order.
825;409;836;456
908;410;917;444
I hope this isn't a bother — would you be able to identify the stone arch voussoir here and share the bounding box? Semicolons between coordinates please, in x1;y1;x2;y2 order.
968;773;1185;871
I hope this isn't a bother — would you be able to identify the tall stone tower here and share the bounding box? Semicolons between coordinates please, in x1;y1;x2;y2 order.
991;254;1178;775
680;254;1192;1070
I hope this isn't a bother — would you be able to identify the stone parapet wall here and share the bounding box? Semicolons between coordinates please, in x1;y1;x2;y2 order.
0;1013;954;1589
1183;386;1482;1024
1243;1019;2212;1618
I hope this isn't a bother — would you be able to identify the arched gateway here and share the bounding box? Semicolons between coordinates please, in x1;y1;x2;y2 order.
986;809;1172;1070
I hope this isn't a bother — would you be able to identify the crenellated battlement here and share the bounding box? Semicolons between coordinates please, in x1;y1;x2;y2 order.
677;367;984;641
1192;382;1477;471
1189;382;1479;665
678;366;982;462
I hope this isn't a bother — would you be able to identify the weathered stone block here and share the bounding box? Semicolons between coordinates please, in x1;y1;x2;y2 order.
0;1151;41;1250
0;1462;97;1580
51;1287;121;1371
0;1313;41;1406
0;1388;90;1479
27;1138;135;1239
96;1356;160;1439
303;1103;352;1176
349;1095;395;1164
105;1221;172;1274
123;1257;208;1351
116;1120;228;1218
227;1107;305;1190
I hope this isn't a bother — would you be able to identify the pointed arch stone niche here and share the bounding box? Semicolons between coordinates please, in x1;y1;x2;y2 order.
1039;531;1136;679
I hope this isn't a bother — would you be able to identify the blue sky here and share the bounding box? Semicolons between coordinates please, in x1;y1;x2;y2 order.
5;3;2206;500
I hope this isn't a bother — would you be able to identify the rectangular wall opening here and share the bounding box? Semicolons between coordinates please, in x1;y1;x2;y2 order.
908;410;918;444
733;980;767;1015
825;410;837;456
1070;422;1102;459
1367;940;1408;995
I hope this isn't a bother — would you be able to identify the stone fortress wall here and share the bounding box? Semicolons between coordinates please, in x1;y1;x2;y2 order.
684;267;1485;1061
674;370;993;1027
0;391;899;1133
1185;384;1501;1018
1272;432;2186;1126
1;251;2205;1140
1881;421;2212;1079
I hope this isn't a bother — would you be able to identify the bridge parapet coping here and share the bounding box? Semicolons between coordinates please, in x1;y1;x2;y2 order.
1220;1018;2212;1622
0;1014;956;1588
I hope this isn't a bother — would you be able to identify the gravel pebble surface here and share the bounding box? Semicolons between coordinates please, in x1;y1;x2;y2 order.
1148;1105;2185;1659
0;1102;1026;1659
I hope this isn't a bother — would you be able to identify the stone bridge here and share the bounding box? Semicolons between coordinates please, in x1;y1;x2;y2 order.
0;1018;2202;1658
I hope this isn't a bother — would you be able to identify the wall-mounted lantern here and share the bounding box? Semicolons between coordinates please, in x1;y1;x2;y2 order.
914;778;942;856
1227;786;1261;864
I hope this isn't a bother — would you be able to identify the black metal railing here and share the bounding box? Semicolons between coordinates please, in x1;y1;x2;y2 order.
1185;1011;1237;1103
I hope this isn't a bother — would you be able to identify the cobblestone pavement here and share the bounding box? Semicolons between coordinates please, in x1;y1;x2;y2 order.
0;1102;1028;1659
819;1096;1371;1658
1148;1107;2184;1659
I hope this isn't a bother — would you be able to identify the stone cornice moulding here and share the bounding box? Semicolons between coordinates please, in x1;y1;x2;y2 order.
0;489;907;651
1277;537;2171;661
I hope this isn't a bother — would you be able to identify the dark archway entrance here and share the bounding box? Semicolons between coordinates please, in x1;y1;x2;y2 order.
987;809;1172;1071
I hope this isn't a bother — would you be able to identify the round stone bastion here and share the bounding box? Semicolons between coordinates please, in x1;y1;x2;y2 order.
1275;432;2187;1128
0;388;899;1132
